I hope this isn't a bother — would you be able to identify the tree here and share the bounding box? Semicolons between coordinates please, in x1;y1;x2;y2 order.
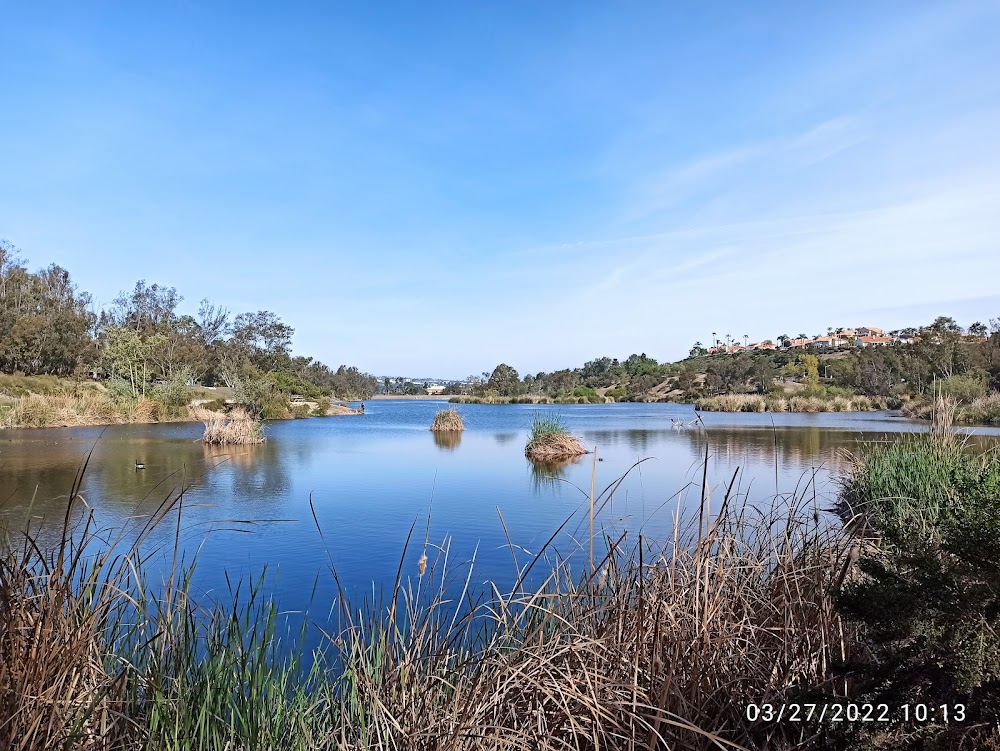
688;342;707;358
487;363;521;397
800;354;820;392
622;353;660;378
111;280;181;334
197;299;230;344
101;326;165;397
0;249;94;375
231;311;294;372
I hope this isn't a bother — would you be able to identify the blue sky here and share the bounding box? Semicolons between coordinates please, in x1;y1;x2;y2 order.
2;2;999;378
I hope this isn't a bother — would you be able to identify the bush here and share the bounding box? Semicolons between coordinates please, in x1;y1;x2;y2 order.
836;435;1000;749
233;377;289;420
150;370;193;417
939;372;988;404
290;403;312;419
265;370;329;400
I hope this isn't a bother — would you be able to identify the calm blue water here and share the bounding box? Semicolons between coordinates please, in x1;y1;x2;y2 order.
3;400;998;638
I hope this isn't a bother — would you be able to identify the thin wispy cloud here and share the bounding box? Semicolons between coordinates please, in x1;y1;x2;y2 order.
0;2;997;377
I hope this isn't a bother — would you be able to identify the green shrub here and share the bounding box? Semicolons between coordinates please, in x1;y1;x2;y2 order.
939;372;988;404
151;370;193;416
836;435;1000;749
104;378;138;401
233;377;289;420
605;387;627;401
265;371;329;400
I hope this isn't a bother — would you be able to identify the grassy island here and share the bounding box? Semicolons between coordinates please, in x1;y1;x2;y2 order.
429;408;464;432
524;416;588;461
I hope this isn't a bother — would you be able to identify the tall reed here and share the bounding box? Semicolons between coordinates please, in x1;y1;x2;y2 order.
1;453;859;749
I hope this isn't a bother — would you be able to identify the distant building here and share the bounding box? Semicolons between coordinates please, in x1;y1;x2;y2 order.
855;335;892;347
813;336;847;349
856;326;885;337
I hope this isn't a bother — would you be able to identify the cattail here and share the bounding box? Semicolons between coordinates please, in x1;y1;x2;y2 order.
417;552;427;576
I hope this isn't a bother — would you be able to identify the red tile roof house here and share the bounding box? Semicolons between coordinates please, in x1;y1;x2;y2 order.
788;338;813;349
855;335;893;347
856;326;885;337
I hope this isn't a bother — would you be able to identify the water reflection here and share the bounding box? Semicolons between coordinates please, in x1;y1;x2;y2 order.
3;404;1000;612
528;455;583;489
584;429;672;452
431;431;462;451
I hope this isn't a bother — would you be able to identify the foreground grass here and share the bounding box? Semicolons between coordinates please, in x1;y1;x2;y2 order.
1;457;859;750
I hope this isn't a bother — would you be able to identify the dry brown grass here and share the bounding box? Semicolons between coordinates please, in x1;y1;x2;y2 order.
524;416;588;462
325;468;856;750
430;408;464;432
195;406;264;445
525;432;588;461
0;465;140;750
0;389;199;429
696;393;883;414
1;392;131;428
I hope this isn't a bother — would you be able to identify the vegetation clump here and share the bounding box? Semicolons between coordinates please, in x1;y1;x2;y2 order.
195;406;264;445
834;431;1000;749
429;408;464;432
524;415;588;461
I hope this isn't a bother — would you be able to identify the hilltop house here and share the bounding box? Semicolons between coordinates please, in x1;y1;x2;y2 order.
855;335;892;347
856;326;884;337
813;335;847;349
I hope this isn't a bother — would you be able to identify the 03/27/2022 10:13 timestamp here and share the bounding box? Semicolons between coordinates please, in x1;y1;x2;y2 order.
745;703;968;725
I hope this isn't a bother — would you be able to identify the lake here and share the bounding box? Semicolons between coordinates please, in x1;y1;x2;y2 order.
3;401;998;625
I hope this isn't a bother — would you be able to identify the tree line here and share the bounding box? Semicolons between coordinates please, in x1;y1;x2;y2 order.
0;241;378;401
460;316;1000;405
680;316;1000;402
